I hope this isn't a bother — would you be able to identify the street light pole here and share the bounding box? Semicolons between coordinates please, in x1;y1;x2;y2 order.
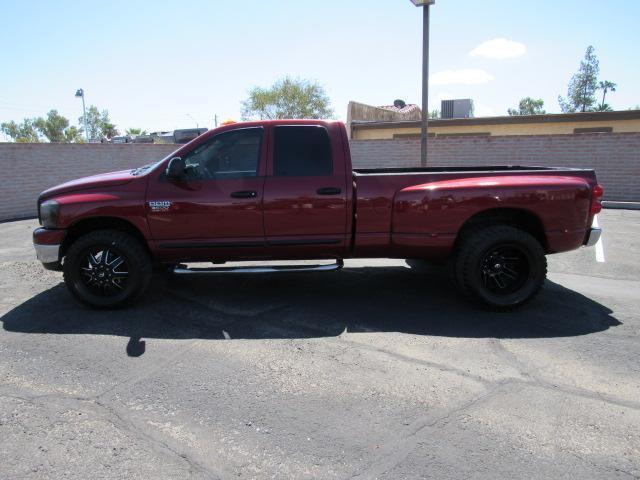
410;0;435;167
75;89;89;142
421;4;430;167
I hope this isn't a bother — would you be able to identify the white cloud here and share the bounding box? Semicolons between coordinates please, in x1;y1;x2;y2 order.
429;92;455;111
473;102;496;117
429;69;494;86
469;38;527;59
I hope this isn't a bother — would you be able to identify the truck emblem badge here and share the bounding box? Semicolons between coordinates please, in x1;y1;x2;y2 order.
148;200;172;211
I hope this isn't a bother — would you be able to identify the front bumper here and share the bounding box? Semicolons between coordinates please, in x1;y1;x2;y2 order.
33;227;66;269
34;243;61;263
584;227;602;247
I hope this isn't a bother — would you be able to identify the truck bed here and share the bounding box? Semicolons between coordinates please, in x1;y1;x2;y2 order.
352;165;598;257
353;165;591;175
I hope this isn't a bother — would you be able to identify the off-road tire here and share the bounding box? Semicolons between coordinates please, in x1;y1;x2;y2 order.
453;226;547;310
63;229;152;308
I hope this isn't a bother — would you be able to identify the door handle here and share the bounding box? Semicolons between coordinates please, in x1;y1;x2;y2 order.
316;187;342;195
230;190;257;199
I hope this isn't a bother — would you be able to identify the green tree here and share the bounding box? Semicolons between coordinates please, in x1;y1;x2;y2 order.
81;105;119;140
34;110;83;143
558;46;600;113
428;109;440;119
598;80;617;110
0;119;40;142
508;97;546;116
594;103;613;112
125;127;147;136
65;126;83;142
241;77;334;120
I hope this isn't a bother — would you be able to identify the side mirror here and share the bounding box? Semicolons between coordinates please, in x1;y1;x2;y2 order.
166;157;186;181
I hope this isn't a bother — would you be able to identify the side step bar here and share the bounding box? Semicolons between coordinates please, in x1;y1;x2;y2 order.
172;259;344;276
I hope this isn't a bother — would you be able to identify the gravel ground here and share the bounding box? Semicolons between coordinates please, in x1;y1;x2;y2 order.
0;210;639;479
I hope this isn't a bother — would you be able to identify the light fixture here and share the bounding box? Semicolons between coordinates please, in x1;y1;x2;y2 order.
75;88;89;141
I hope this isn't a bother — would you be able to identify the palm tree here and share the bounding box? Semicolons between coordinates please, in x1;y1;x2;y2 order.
598;81;617;109
594;103;613;112
125;128;147;136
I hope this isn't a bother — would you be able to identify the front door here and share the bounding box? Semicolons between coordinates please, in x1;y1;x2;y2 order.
263;125;348;258
146;127;266;256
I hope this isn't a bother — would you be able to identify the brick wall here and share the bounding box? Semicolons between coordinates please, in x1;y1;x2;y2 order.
0;143;178;221
350;133;640;202
0;132;638;221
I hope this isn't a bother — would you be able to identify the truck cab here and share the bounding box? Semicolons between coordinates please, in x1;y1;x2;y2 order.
145;121;352;262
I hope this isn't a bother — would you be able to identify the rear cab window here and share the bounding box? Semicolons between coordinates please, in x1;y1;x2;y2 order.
273;126;333;177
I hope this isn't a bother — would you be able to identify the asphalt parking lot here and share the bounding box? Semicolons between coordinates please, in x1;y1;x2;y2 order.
1;209;639;479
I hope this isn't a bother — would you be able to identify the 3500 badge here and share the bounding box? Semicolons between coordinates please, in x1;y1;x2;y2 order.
148;201;172;211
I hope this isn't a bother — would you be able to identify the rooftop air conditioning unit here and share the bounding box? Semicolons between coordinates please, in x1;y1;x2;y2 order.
441;99;474;119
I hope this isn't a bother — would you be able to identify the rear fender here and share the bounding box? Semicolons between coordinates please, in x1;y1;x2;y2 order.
392;175;592;255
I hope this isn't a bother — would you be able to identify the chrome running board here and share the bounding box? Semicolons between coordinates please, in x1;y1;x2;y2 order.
172;259;344;276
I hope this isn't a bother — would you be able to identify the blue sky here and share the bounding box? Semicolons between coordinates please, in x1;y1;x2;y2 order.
1;0;638;135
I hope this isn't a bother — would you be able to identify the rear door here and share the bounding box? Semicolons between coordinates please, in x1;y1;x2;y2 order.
263;124;349;257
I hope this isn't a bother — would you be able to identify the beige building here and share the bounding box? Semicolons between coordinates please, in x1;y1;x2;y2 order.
347;106;640;140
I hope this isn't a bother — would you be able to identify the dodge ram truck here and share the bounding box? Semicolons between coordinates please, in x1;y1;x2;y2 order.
33;120;603;309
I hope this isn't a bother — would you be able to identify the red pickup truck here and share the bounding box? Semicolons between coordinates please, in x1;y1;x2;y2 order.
34;120;603;310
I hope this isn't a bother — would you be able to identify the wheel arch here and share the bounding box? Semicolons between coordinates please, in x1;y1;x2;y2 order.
61;216;150;258
455;208;548;252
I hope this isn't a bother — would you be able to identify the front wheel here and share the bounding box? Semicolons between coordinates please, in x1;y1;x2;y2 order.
454;226;547;310
63;230;152;308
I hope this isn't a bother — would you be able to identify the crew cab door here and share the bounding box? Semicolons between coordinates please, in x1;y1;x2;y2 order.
146;127;266;252
263;124;349;257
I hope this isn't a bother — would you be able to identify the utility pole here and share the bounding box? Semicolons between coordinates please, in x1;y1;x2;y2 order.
214;114;218;128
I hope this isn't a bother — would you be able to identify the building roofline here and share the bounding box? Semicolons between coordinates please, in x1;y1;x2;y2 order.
350;110;640;129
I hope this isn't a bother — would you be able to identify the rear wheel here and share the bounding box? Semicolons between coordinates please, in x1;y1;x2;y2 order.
454;226;546;310
63;230;152;308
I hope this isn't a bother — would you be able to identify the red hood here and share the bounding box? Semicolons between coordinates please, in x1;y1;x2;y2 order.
39;169;135;200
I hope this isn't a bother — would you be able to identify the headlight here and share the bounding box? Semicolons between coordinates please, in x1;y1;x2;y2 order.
39;200;60;229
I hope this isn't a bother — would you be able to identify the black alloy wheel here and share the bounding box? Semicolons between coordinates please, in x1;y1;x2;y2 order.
79;247;130;296
480;244;529;295
63;230;152;308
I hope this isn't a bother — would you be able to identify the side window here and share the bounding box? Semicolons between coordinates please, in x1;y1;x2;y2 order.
183;128;263;179
273;126;332;177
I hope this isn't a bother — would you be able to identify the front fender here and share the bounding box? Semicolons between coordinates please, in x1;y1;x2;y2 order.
49;184;150;239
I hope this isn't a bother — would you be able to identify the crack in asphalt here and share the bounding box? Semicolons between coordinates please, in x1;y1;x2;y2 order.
341;337;640;479
0;386;222;480
334;336;496;386
336;335;640;412
93;398;222;479
488;338;640;411
349;379;527;480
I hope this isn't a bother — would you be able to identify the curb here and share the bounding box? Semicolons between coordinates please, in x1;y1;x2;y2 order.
603;201;640;210
0;215;37;224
